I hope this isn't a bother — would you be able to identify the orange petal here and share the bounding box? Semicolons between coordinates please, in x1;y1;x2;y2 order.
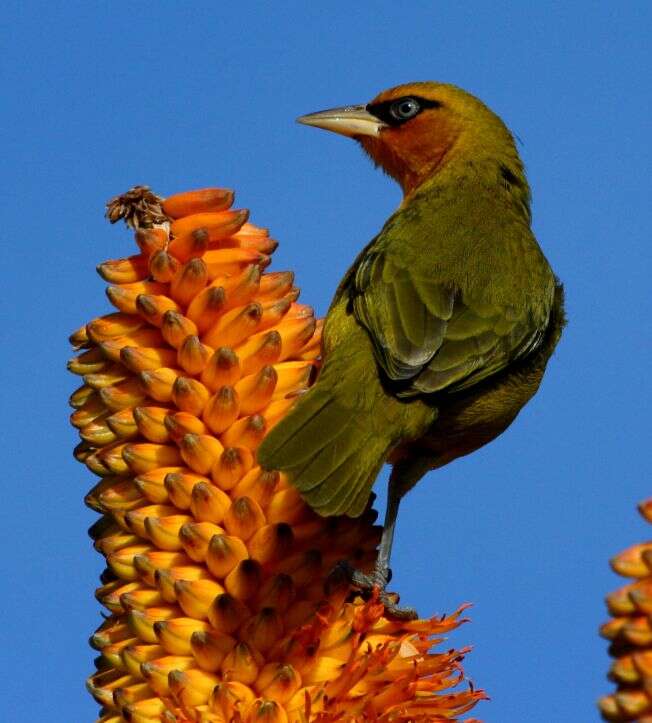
179;433;224;475
203;386;240;435
163;187;234;218
201;347;241;392
97;254;149;283
190;481;232;524
170;209;249;242
136;294;182;328
172;377;211;416
149;249;180;283
186;285;227;333
134;227;168;256
170;257;209;306
168;229;209;265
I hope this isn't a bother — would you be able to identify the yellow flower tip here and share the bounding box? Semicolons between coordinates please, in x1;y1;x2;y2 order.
70;183;482;722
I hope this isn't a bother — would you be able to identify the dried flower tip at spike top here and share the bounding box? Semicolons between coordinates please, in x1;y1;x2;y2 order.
69;183;483;723
105;186;168;229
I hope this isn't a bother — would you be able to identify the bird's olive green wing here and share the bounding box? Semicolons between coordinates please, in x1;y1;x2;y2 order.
351;249;544;396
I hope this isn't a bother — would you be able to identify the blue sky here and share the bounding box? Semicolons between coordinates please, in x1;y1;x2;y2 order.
2;2;650;721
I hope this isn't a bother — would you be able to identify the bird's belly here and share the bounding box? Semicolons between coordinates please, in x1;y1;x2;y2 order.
393;359;547;472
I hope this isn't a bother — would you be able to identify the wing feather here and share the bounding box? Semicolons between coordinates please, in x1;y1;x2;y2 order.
350;245;543;397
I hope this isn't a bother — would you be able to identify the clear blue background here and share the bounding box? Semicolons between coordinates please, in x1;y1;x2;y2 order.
2;2;650;721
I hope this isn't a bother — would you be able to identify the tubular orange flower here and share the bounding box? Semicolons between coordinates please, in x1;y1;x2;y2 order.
599;499;652;722
69;185;485;722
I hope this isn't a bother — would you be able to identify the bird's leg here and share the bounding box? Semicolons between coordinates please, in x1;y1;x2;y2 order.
369;467;402;588
341;458;430;620
338;475;400;591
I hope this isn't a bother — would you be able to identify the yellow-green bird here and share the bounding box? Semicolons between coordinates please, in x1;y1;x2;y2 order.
258;82;565;616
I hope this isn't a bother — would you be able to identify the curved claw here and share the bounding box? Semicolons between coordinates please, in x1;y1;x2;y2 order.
332;560;419;621
378;590;418;621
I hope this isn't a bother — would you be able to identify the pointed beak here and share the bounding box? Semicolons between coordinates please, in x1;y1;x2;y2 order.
296;104;386;138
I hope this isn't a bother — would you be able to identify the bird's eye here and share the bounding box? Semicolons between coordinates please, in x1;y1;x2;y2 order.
390;97;421;121
366;95;440;126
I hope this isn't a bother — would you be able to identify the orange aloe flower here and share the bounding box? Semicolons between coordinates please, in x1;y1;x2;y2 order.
599;499;652;722
68;185;485;722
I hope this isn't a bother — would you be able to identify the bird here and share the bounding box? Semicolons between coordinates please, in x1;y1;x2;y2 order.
257;82;565;617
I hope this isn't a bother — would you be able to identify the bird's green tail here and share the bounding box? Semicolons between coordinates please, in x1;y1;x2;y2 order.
257;369;394;518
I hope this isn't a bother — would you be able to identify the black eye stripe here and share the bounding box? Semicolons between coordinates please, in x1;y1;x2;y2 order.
366;96;443;127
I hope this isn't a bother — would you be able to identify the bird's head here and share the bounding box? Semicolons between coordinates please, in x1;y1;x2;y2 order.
298;82;523;197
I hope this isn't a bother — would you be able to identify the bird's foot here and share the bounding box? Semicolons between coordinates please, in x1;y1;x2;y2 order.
333;560;419;621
